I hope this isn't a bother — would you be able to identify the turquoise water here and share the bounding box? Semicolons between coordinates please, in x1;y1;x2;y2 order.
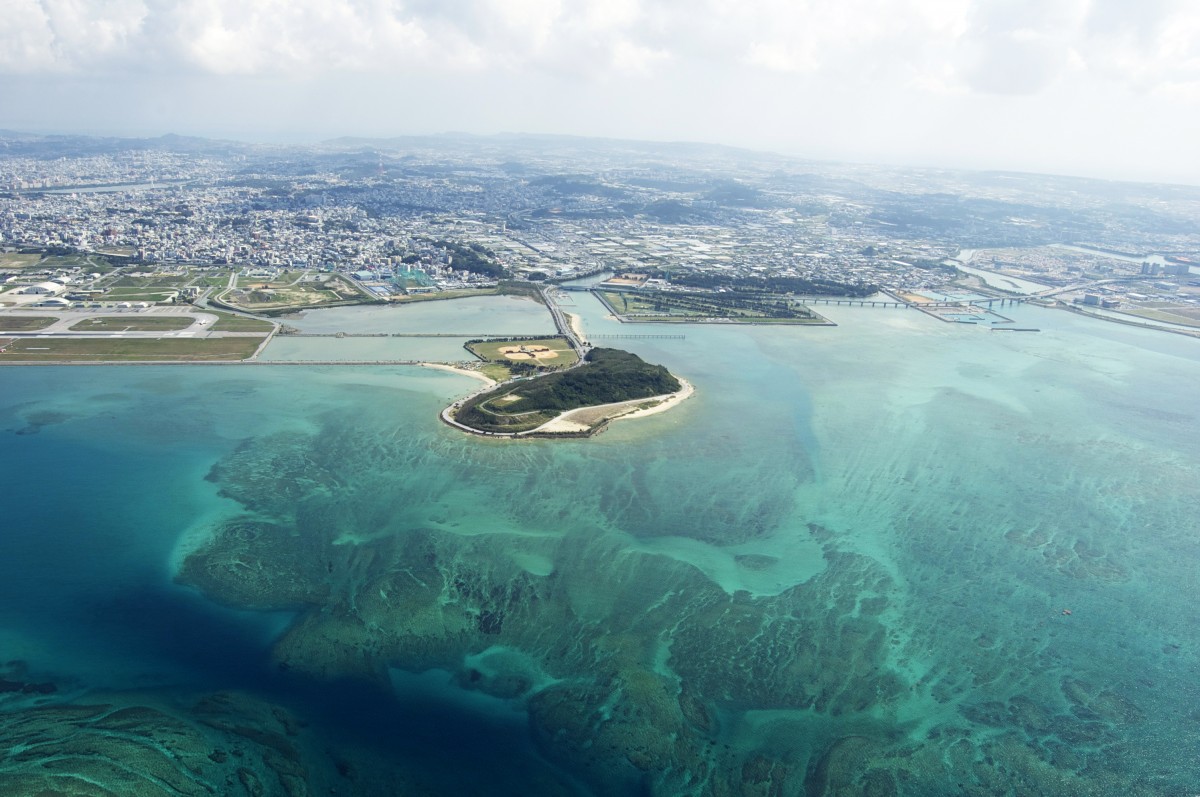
261;293;557;362
261;336;479;362
1;296;1198;795
277;294;557;334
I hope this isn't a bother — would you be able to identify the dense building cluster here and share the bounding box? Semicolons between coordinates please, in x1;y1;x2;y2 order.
1;134;1197;305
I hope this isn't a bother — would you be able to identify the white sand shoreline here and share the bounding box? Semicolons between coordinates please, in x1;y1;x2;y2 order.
531;377;694;434
565;311;587;344
419;361;497;386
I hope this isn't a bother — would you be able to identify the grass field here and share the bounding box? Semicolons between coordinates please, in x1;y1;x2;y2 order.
223;276;366;311
68;316;195;332
207;310;275;332
1120;306;1200;328
108;276;191;288
235;271;309;288
467;337;578;365
0;253;43;269
38;255;96;268
0;336;266;361
394;288;499;303
101;289;180;302
0;315;58;331
480;363;515;381
597;289;825;325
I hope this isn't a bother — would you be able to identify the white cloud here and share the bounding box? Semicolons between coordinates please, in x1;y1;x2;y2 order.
1;0;1198;182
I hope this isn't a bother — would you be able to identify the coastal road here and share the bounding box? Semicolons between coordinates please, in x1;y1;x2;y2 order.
541;287;588;354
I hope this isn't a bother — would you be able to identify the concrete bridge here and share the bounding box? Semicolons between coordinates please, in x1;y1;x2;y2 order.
541;287;586;353
282;332;518;338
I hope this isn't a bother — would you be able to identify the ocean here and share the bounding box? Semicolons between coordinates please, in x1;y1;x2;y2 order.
1;293;1196;795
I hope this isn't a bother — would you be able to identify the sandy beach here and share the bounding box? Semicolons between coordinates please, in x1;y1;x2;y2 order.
565;311;587;344
531;377;694;434
419;362;497;385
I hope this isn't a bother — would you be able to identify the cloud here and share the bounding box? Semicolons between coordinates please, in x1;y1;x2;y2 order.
1;1;1197;110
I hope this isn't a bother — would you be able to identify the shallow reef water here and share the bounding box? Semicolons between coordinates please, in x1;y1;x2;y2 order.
1;297;1198;795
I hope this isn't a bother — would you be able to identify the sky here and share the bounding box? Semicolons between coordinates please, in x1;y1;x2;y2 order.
2;0;1199;184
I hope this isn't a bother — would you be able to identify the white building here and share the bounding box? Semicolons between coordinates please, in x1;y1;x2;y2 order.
22;281;65;296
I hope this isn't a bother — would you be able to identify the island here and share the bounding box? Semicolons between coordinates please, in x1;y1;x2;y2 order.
442;347;690;437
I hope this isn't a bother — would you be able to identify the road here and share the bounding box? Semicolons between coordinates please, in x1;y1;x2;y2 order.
541;287;589;354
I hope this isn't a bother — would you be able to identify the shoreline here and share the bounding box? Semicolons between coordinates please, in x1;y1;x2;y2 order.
534;377;695;433
418;361;498;385
442;375;694;439
564;311;587;344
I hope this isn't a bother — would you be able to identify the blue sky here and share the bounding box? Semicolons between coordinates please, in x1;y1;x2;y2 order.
3;0;1198;183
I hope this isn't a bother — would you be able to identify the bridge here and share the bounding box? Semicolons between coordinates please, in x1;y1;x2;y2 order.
796;295;1031;309
541;287;586;353
281;332;519;338
593;334;685;340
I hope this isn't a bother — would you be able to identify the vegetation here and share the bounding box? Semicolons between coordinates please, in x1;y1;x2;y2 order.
0;336;266;361
393;287;498;303
219;275;371;313
496;280;545;302
454;348;679;433
465;336;579;379
109;275;190;288
467;336;577;364
206;310;275;332
0;315;58;331
68;316;194;332
0;253;44;269
649;271;877;297
597;288;826;324
100;289;181;302
431;240;507;278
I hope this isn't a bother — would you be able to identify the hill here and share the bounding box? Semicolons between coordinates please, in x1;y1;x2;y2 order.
453;348;681;434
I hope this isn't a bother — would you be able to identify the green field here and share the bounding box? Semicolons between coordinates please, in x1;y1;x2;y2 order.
0;253;43;269
38;255;96;268
479;363;516;381
394;288;499;303
101;289;180;302
108;276;191;288
206;310;275;332
235;271;309;288
454;348;679;434
467;337;578;365
68;316;194;332
597;288;825;324
0;336;266;362
222;276;367;312
0;315;58;331
1121;305;1200;328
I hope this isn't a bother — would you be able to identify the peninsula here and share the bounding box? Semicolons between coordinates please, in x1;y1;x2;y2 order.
443;347;687;437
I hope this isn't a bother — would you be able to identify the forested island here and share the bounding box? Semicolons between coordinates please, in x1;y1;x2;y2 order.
448;348;683;435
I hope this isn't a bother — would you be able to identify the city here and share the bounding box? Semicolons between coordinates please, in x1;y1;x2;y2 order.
4;133;1197;342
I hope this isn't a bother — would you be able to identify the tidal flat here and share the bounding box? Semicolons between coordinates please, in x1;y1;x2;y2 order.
1;292;1198;795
